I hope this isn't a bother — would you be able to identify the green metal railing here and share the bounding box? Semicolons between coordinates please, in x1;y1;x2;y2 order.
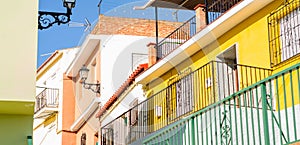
142;63;300;145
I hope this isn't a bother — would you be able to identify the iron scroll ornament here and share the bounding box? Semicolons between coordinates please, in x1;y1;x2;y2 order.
38;8;72;30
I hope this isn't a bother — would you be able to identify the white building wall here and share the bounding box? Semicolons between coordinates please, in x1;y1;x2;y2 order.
100;35;155;104
34;48;78;145
101;84;146;127
33;118;62;145
101;84;146;145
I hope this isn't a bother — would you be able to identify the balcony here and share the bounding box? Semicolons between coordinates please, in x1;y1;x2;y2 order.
100;61;271;144
34;88;59;119
157;0;243;60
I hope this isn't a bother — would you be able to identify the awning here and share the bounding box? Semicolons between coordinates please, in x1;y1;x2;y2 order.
134;0;208;10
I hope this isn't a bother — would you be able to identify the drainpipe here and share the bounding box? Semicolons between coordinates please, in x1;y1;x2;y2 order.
204;0;209;25
155;6;159;60
133;0;159;60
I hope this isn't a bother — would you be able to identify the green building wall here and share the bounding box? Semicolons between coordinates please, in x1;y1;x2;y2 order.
0;115;33;145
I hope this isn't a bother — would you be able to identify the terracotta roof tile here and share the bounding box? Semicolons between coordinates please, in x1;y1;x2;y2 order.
95;63;148;118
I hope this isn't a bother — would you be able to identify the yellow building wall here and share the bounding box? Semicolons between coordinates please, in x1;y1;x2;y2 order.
0;0;38;144
275;70;300;110
267;0;300;110
146;0;291;130
0;0;38;102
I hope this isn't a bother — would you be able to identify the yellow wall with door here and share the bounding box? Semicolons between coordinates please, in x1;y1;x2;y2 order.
145;0;297;131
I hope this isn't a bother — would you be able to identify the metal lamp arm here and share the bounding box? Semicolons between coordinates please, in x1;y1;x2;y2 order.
82;82;100;94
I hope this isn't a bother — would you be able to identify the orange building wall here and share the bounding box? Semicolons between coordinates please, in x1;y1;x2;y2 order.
62;74;76;145
73;42;101;145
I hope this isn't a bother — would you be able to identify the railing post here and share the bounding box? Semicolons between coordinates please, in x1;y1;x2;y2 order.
204;0;209;25
261;83;270;145
155;6;159;61
191;116;196;145
128;111;132;144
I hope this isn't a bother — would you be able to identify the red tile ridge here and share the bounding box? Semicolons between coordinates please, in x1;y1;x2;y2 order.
37;51;59;73
147;42;156;47
96;63;148;118
194;4;205;10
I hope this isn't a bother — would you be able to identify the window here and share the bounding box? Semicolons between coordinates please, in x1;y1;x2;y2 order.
90;59;97;82
175;73;194;117
268;1;300;66
102;128;113;145
279;7;300;61
130;100;138;126
131;53;147;71
81;133;86;145
167;67;194;120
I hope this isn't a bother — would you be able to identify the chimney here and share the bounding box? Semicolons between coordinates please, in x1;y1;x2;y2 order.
147;42;157;67
194;4;207;32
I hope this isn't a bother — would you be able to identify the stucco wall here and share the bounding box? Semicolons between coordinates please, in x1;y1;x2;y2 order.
0;114;34;145
0;0;38;102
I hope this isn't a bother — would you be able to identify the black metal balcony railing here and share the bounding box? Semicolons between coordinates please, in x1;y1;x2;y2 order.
157;0;243;60
101;61;271;145
35;88;59;113
157;16;196;59
206;0;243;23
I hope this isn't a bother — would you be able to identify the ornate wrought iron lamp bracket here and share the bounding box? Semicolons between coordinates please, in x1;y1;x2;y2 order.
82;81;101;94
38;8;72;30
79;65;101;94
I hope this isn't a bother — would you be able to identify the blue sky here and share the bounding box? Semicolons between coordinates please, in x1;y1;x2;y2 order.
38;0;139;67
38;0;194;67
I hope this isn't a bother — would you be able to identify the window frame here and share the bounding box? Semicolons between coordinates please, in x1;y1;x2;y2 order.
268;0;300;67
167;67;194;121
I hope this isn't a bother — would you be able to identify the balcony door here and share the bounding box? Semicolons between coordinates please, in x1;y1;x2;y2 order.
216;44;239;100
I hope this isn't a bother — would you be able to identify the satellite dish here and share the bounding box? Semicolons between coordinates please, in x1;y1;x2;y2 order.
68;18;91;32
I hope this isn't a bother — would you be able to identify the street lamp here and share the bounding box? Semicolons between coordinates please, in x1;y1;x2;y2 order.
79;65;100;94
38;0;76;30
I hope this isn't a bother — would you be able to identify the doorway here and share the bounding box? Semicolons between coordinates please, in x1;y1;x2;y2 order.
216;44;239;100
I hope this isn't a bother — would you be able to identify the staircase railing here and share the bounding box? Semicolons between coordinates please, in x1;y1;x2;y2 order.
143;63;300;145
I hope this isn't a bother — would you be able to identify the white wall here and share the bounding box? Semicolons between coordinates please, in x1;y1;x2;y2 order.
101;84;146;127
34;48;78;145
100;35;155;104
33;119;62;145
